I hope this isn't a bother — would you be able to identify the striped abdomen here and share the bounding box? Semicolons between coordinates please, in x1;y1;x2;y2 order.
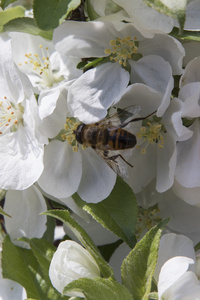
75;123;137;150
106;128;137;150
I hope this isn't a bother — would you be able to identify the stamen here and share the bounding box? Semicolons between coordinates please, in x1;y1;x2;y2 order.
136;205;161;239
104;36;138;66
0;97;24;135
136;116;165;154
19;44;64;88
62;117;81;152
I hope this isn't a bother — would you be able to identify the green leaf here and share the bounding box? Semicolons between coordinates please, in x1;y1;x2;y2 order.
121;218;169;300
0;6;25;29
2;17;53;39
1;0;17;10
2;235;68;299
19;237;56;284
73;176;137;248
2;235;47;299
0;206;11;218
0;189;6;201
143;0;186;32
33;0;81;30
171;27;200;41
42;209;114;279
63;277;133;300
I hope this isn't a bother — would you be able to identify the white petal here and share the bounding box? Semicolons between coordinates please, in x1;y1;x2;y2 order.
185;0;200;30
162;271;200;300
4;186;47;247
139;34;185;75
113;0;174;37
38;90;68;138
0;279;26;300
53;20;116;58
163;97;193;142
158;257;196;298
0;34;26;103
109;243;131;283
155;233;195;282
68;63;129;123
158;187;200;243
175;119;200;188
0;127;44;190
77;147;116;203
156;133;176;192
130;55;173;115
38;140;82;198
181;57;200;86
173;179;200;206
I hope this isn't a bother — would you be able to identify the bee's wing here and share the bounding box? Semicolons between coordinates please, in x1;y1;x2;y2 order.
98;105;141;128
92;148;129;179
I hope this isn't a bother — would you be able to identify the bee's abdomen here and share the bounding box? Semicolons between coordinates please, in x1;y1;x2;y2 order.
107;129;137;150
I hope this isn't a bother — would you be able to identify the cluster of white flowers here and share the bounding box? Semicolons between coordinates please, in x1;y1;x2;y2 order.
1;0;200;299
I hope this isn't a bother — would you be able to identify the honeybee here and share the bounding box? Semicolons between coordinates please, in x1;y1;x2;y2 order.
74;106;156;177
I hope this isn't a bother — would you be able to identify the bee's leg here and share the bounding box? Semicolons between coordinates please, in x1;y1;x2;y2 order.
107;154;134;168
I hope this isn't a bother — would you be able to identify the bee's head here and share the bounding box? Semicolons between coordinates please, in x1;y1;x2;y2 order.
74;123;85;144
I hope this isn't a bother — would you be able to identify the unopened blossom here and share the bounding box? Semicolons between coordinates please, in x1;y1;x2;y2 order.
0;33;45;190
49;240;100;297
53;20;184;123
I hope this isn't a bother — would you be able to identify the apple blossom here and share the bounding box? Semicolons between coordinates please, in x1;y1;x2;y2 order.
155;233;200;299
10;32;81;120
53;20;184;123
0;33;45;190
37;95;116;203
3;185;47;248
49;240;101;297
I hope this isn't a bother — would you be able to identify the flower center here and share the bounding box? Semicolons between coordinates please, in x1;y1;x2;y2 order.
0;96;24;135
136;205;161;239
104;36;138;66
19;45;64;88
61;117;81;152
136;116;165;154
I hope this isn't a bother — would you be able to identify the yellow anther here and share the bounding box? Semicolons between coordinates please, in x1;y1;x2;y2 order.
105;36;138;66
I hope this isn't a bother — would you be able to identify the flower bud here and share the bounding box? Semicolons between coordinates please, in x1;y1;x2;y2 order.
49;240;100;297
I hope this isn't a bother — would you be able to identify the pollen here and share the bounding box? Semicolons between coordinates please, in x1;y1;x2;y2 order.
62;117;81;152
19;44;64;88
0;97;24;135
136;116;165;154
136;205;161;240
104;36;138;67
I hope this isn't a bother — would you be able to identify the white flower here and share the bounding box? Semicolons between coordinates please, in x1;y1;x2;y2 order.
49;240;100;297
169;57;200;205
107;0;175;37
37;95;116;203
53;20;184;123
10;32;81;120
3;185;47;248
109;83;190;194
0;33;45;190
155;233;200;299
136;179;200;245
